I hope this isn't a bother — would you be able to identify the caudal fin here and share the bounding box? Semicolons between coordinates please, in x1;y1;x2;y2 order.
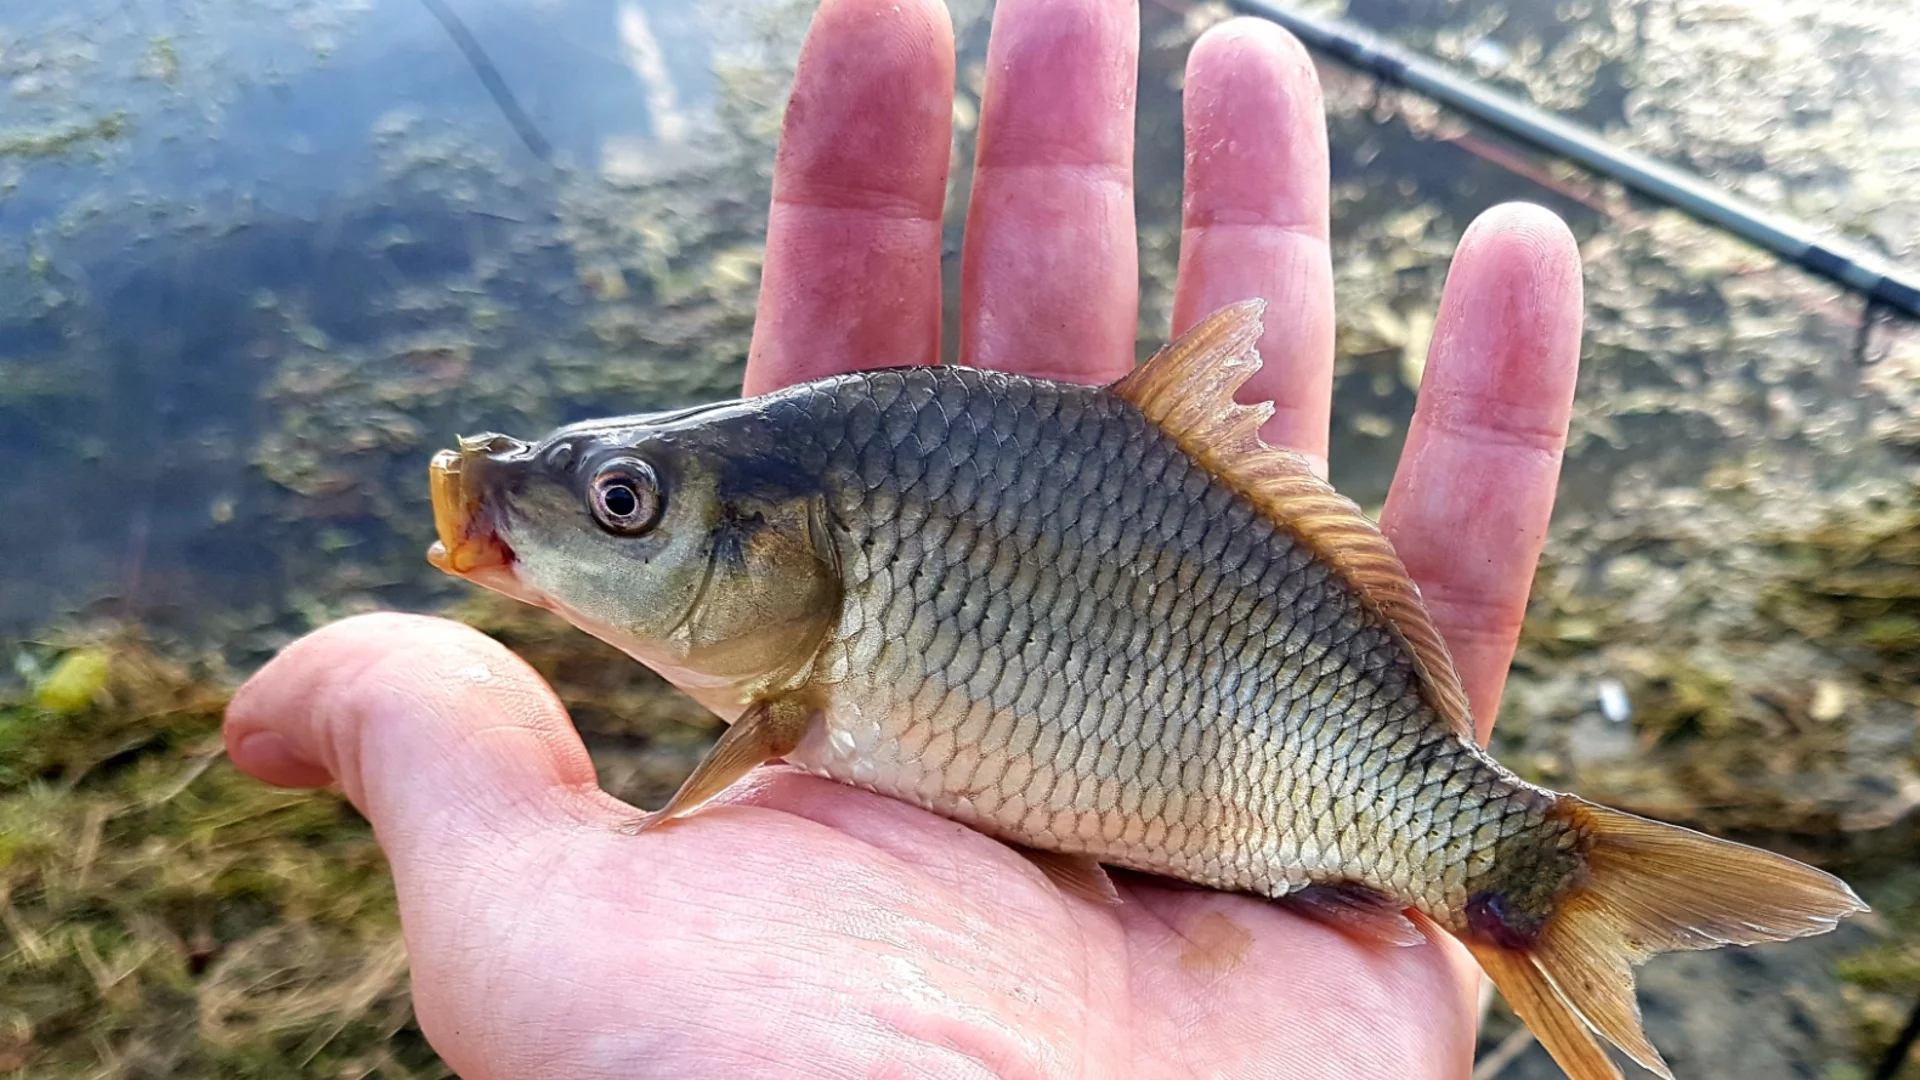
1463;797;1866;1080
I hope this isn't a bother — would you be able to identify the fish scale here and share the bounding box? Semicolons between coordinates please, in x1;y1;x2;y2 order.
770;364;1524;914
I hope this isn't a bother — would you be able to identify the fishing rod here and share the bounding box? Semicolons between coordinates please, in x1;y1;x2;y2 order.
1227;0;1920;322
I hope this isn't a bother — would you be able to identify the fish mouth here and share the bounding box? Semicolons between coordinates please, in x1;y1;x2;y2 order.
427;436;518;580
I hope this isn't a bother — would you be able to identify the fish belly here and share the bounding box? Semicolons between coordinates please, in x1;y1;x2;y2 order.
789;679;1290;894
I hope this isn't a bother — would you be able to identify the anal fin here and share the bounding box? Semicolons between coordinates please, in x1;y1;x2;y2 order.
1281;882;1428;948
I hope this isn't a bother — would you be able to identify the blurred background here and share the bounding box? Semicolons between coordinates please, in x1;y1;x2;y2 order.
0;0;1915;1075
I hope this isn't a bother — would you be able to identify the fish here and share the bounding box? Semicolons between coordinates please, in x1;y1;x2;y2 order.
426;300;1865;1080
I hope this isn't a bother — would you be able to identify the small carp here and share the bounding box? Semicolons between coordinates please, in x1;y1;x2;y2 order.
427;301;1863;1080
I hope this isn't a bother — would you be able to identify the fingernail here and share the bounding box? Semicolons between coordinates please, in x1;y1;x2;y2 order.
235;730;317;778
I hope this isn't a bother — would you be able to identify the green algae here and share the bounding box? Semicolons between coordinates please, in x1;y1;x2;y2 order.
0;114;128;161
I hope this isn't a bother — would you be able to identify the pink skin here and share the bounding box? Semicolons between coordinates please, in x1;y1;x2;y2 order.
224;1;1584;1076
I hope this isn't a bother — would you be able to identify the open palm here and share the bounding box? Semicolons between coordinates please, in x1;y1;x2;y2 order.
224;1;1584;1076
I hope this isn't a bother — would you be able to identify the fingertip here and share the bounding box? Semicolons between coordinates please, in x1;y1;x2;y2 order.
1180;17;1325;230
1429;202;1584;402
1174;13;1333;460
224;612;605;838
223;611;471;750
747;0;955;394
809;0;954;48
959;0;1140;381
780;0;955;208
971;0;1139;170
1189;15;1313;80
1462;200;1577;245
226;728;334;789
1453;202;1583;301
222;613;400;788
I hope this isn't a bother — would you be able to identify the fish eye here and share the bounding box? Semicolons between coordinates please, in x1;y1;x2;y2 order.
588;458;662;535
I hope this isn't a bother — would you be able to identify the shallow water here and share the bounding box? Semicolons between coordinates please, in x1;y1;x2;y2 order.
0;0;1912;641
1;0;1916;1074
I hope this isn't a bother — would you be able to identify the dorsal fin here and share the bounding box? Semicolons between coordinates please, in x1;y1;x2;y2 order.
1112;300;1475;741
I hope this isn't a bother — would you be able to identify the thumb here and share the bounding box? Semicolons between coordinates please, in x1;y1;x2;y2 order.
223;612;622;866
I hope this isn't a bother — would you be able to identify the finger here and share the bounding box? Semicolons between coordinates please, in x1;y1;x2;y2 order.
744;0;955;396
223;613;618;860
223;615;654;1080
1379;203;1583;743
1172;18;1334;468
959;0;1139;383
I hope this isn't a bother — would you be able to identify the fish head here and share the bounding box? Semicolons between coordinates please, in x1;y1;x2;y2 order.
428;411;841;706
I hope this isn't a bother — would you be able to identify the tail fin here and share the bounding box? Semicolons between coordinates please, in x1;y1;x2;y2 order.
1463;797;1867;1080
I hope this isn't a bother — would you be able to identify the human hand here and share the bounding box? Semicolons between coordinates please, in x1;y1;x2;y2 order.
223;2;1583;1076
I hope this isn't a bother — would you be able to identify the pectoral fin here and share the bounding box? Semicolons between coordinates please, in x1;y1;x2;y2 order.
623;698;817;833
